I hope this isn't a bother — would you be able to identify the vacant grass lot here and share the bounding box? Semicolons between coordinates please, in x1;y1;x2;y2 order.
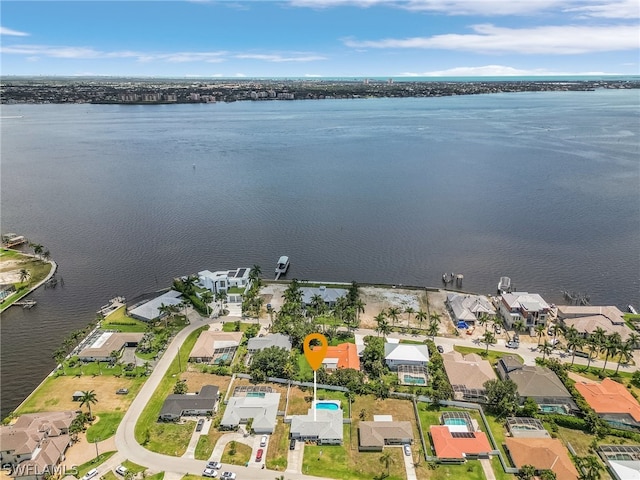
266;418;289;471
453;346;524;366
147;420;197;456
427;461;486;480
194;429;227;461
221;442;252;466
101;306;148;332
74;451;116;478
86;412;124;442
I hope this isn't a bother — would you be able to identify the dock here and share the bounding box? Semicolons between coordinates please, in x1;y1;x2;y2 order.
14;300;37;309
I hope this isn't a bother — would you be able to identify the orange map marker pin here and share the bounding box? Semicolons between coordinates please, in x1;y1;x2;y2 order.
303;333;328;371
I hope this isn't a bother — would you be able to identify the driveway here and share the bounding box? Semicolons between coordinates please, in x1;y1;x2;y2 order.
401;446;417;480
286;440;304;474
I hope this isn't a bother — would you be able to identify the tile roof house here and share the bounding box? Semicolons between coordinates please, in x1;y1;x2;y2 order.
505;437;579;480
246;333;292;353
358;421;414;451
128;290;183;322
159;385;219;421
220;392;281;434
77;331;144;362
300;285;348;308
429;426;491;462
290;408;344;445
321;343;360;371
557;305;635;344
498;292;550;329
441;351;497;402
384;341;429;371
496;355;577;412
575;378;640;431
0;411;77;479
189;330;243;363
446;293;496;326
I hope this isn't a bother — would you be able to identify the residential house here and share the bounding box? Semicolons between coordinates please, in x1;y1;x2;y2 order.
429;426;491;463
505;437;579;480
246;333;292;354
321;343;360;371
441;351;497;402
189;330;243;364
446;293;496;327
128;290;183;322
77;332;144;362
575;378;640;432
384;340;429;371
496;355;577;413
598;445;640;480
557;305;635;345
198;268;251;294
158;385;219;421
0;411;76;479
289;407;344;445
498;292;550;329
300;285;348;308
219;392;281;434
358;420;414;451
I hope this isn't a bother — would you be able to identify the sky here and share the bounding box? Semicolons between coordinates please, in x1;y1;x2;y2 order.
1;0;639;78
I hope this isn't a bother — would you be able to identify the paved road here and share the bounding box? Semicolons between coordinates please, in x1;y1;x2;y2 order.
114;311;333;480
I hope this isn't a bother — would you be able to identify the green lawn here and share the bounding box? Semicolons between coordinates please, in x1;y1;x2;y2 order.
121;459;147;474
222;321;254;332
101;306;148;332
194;435;215;461
0;250;54;310
59;358;147;378
491;456;516;480
73;451;117;477
221;442;252;466
86;412;124;442
453;346;524;366
147;473;164;480
146;421;196;456
134;326;207;448
101;472;118;480
427;461;486;480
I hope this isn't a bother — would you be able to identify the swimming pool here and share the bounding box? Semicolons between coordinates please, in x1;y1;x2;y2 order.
444;418;468;426
315;401;340;410
247;392;265;398
403;375;426;385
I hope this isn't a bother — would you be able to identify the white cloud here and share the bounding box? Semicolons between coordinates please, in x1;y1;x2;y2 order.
0;26;29;36
343;24;640;54
398;64;617;76
564;0;640;19
234;53;327;62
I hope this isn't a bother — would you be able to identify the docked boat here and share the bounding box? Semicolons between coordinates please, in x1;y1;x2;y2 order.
498;276;512;295
275;256;290;279
629;305;638;315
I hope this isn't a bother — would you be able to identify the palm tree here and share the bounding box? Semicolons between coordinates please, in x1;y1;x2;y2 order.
513;319;525;334
601;332;622;373
427;319;439;340
566;331;585;367
478;314;488;332
615;340;634;375
627;332;640;350
379;450;395;475
30;243;43;258
79;390;98;420
19;268;30;284
481;331;496;354
200;290;213;316
415;310;427;329
535;324;546;346
249;264;262;281
430;312;442;326
539;470;557;480
549;324;562;341
404;306;415;327
215;290;227;313
387;307;400;327
586;338;599;370
539;341;554;361
519;465;537;480
576;455;603;480
591;327;607;348
376;318;391;338
354;298;366;323
158;303;173;328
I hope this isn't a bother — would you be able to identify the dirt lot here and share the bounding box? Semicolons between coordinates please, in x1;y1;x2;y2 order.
0;258;24;284
179;372;232;398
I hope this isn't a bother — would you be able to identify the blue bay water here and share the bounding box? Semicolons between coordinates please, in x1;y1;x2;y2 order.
1;89;639;416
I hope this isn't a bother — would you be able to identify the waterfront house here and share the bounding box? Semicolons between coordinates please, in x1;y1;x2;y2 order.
189;330;243;364
446;293;496;326
321;343;360;371
505;437;579;480
598;445;640;480
496;355;577;413
0;411;76;478
300;285;348;308
246;333;292;354
159;385;219;421
289;407;344;445
77;331;144;362
198;268;251;294
556;305;635;345
498;292;550;329
384;340;429;371
441;351;496;403
575;378;640;432
358;419;414;451
219;392;280;434
128;290;183;322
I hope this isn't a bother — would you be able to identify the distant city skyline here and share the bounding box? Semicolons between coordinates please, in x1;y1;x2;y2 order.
1;0;639;77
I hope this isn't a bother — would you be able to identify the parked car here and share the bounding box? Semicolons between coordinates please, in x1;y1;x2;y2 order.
116;388;129;395
115;465;128;476
221;473;236;480
196;419;205;432
260;435;268;447
494;325;502;334
202;468;217;478
81;469;98;480
256;448;264;462
436;345;444;354
403;444;412;456
289;438;297;450
506;341;519;349
206;461;222;470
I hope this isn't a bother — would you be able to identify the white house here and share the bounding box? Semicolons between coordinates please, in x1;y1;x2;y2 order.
498;292;550;329
384;340;430;371
446;293;496;326
220;392;280;434
198;268;251;294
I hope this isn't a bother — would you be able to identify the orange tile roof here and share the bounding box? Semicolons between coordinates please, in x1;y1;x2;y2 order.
505;437;578;480
575;378;640;421
429;426;491;460
322;343;360;370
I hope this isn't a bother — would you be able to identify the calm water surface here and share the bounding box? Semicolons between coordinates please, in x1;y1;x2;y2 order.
1;90;639;417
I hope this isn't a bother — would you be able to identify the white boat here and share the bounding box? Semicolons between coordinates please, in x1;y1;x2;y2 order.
275;256;290;279
498;276;512;294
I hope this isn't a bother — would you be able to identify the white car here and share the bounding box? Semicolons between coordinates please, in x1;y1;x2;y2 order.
202;468;218;478
221;473;236;480
81;469;98;480
115;465;128;476
260;435;268;447
206;461;222;470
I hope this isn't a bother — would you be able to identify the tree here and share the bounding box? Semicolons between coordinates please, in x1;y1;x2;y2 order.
387;307;400;327
427;320;439;340
539;470;557;480
250;346;292;381
405;306;415;327
539;340;554;361
518;464;536;480
520;397;539;417
566;329;585;366
576;455;603;480
19;268;30;284
374;312;388;337
415;310;427;329
361;336;386;379
249;264;262;282
480;331;496;354
379;450;395;475
173;379;187;394
615;339;634;374
478;314;489;332
484;379;519;417
215;291;227;313
200;290;213;316
359;409;367;421
601;332;621;373
79;390;98;420
586;339;599;370
549;324;562;341
513;319;526;333
535;324;546;346
158;303;173;328
31;243;43;258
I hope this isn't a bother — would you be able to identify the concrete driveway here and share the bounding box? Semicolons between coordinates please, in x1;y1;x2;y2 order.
286;440;304;474
401;446;417;480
